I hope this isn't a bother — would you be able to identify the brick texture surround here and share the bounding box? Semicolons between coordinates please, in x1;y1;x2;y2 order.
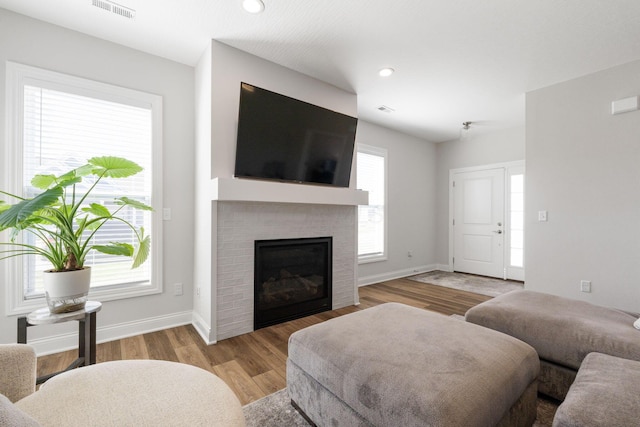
216;201;357;339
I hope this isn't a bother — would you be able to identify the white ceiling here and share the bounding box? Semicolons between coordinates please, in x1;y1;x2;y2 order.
1;0;640;142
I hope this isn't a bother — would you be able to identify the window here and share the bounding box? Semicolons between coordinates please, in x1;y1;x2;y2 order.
4;62;163;314
357;144;387;262
506;163;525;281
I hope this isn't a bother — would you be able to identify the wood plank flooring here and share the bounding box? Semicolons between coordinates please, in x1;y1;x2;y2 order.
36;278;491;405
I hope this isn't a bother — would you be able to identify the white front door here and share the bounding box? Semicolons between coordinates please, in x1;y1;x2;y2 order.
453;168;505;278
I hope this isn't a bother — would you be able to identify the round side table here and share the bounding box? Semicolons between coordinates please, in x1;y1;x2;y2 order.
17;301;102;384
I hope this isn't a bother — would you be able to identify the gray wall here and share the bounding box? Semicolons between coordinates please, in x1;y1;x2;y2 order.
0;9;195;351
435;127;525;266
525;59;640;313
356;121;438;285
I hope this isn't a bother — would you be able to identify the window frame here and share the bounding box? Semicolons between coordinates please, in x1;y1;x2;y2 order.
357;143;388;264
3;62;163;315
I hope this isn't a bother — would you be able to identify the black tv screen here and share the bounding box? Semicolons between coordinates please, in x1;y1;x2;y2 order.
234;83;358;187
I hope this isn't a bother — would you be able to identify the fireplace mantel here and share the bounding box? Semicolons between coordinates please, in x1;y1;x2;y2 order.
211;177;368;206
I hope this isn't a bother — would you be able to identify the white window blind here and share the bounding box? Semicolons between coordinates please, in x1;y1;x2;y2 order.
21;85;153;296
357;146;386;260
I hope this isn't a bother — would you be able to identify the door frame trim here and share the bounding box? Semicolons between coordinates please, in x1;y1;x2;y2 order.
448;160;525;280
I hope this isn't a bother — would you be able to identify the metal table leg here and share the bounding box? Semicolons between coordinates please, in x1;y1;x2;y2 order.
17;317;28;344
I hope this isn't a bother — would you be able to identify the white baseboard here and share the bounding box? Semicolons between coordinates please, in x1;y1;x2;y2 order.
436;263;453;272
29;310;193;356
191;311;216;345
358;264;439;287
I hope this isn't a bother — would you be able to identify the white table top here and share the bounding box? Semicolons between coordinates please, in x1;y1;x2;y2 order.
27;301;102;325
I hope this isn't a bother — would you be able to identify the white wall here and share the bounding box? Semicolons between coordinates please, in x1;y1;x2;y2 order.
0;9;195;352
526;59;640;313
192;43;214;342
356;121;438;285
434;127;525;266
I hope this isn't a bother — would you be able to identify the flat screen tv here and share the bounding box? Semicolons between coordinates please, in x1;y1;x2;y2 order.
234;82;358;187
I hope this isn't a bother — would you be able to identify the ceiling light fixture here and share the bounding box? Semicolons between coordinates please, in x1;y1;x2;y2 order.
378;68;395;77
460;121;473;139
242;0;265;14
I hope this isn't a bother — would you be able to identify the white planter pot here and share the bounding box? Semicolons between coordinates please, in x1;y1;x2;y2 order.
43;268;91;314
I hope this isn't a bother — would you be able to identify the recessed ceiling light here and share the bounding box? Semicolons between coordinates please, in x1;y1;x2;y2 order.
242;0;265;14
378;68;395;77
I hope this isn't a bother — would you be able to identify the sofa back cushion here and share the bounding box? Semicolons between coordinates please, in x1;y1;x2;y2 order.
466;290;640;369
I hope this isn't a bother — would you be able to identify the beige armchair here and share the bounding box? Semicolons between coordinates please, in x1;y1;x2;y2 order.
0;344;246;427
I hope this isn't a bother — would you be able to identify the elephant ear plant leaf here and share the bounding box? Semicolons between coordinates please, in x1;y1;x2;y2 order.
0;156;153;273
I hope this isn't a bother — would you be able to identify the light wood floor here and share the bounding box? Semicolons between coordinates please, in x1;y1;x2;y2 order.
37;278;491;405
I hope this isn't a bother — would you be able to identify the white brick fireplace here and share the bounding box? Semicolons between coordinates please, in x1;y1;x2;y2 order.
216;201;357;339
210;178;367;340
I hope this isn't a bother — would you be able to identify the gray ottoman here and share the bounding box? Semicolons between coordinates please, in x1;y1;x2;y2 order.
287;303;540;427
465;290;640;400
553;352;640;427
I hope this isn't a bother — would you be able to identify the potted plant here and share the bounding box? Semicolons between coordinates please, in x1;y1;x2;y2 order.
0;156;152;313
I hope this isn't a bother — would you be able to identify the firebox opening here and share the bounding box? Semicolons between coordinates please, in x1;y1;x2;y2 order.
254;237;332;330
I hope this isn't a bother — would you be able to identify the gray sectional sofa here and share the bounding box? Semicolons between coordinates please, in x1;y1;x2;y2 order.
286;291;639;427
465;290;640;401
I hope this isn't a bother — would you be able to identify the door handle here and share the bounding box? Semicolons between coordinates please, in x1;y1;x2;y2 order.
493;230;503;234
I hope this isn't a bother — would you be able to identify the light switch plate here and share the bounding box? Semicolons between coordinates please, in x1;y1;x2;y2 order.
538;210;548;222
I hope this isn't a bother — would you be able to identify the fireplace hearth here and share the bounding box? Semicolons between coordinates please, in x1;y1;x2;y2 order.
254;237;332;329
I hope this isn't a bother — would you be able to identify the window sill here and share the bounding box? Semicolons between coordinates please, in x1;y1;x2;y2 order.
358;255;387;265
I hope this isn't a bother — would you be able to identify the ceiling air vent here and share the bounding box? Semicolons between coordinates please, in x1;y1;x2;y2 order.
377;105;395;113
92;0;136;19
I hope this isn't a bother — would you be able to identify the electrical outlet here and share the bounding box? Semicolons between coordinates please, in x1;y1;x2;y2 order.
174;282;183;296
580;280;591;293
162;208;172;221
407;251;413;258
196;287;200;297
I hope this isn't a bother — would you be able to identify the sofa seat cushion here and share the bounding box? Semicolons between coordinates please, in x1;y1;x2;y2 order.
15;360;245;427
465;290;640;369
288;302;539;426
552;352;640;427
